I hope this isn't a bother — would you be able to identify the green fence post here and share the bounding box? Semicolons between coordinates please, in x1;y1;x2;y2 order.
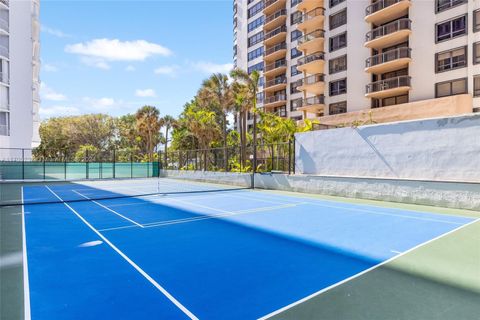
64;150;67;180
113;149;116;179
130;153;133;179
43;149;46;180
22;148;25;180
86;149;89;180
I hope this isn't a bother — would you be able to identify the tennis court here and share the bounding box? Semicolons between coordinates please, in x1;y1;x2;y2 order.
18;178;476;320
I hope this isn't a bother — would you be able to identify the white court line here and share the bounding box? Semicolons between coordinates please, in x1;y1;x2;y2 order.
45;186;198;320
21;187;31;320
98;202;304;232
259;217;480;319
230;192;465;226
72;190;144;228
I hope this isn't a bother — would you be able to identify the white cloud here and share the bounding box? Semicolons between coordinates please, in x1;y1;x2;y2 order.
154;65;179;76
80;57;111;70
191;61;234;74
43;63;58;72
82;97;116;110
40;83;67;101
65;39;172;62
125;65;136;72
135;89;157;98
41;25;71;38
40;105;80;118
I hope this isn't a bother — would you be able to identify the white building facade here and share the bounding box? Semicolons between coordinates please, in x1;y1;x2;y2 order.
233;0;478;128
0;0;40;151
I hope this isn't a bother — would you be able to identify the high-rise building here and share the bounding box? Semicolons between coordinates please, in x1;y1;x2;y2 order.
0;0;41;152
233;0;477;128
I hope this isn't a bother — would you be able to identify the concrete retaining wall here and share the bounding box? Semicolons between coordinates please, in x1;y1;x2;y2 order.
295;114;480;182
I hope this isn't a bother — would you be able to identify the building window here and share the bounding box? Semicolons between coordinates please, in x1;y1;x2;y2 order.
290;81;301;94
291;30;302;42
248;16;264;32
329;101;347;115
435;78;467;98
435;46;467;73
435;0;467;13
291;11;303;25
248;47;264;61
329;54;347;74
436;15;467;42
330;0;346;8
474;42;480;64
474;9;480;32
248;31;264;47
382;95;408;107
329;9;347;30
474;75;480;97
291;65;300;76
291;0;302;7
256;92;264;104
329;32;347;52
290;98;302;111
329;78;347;96
248;62;264;74
248;1;264;18
291;48;302;59
0;111;8;136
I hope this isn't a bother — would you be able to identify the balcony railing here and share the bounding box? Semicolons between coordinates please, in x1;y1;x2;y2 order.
264;76;287;89
365;47;411;68
300;73;325;86
297;51;325;66
0;0;8;8
264;42;287;56
303;95;325;106
264;94;287;104
264;25;287;41
366;18;411;42
300;7;326;24
0;45;8;59
0;18;8;33
265;0;282;9
366;0;405;16
265;9;287;25
265;59;287;72
297;29;325;45
274;107;287;117
366;75;411;94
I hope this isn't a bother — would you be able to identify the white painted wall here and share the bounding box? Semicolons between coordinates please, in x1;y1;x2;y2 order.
295;114;480;182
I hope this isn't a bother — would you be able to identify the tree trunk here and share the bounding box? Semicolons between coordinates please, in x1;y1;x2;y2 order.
223;113;227;171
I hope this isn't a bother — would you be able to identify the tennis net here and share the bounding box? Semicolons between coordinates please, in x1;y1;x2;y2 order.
0;171;253;206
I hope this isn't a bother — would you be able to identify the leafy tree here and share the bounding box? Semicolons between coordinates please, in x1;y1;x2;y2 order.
135;106;162;162
160;115;178;165
74;144;100;162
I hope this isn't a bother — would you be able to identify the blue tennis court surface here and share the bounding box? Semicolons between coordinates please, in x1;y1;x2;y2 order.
22;183;474;320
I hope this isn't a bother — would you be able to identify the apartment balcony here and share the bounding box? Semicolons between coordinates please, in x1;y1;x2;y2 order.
365;75;411;98
264;59;287;77
297;51;325;74
264;42;287;62
365;47;411;74
264;9;287;31
297;29;325;54
0;72;9;85
264;0;286;16
264;94;288;109
299;95;325;113
273;106;287;117
297;0;325;12
263;76;287;93
297;8;325;33
365;0;411;25
365;18;411;49
264;25;287;46
297;73;325;95
0;17;8;35
0;0;8;9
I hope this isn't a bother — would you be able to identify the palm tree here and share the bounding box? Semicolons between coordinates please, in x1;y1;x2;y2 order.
230;69;260;168
197;73;234;170
135;106;161;162
160;115;177;167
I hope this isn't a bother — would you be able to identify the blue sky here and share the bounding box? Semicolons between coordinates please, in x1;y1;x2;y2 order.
39;0;233;119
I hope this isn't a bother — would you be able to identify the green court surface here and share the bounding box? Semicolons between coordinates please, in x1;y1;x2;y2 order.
1;183;479;320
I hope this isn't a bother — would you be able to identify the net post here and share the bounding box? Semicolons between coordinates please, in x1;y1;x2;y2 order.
42;149;46;180
86;149;89;180
22;148;25;180
113;149;116;179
